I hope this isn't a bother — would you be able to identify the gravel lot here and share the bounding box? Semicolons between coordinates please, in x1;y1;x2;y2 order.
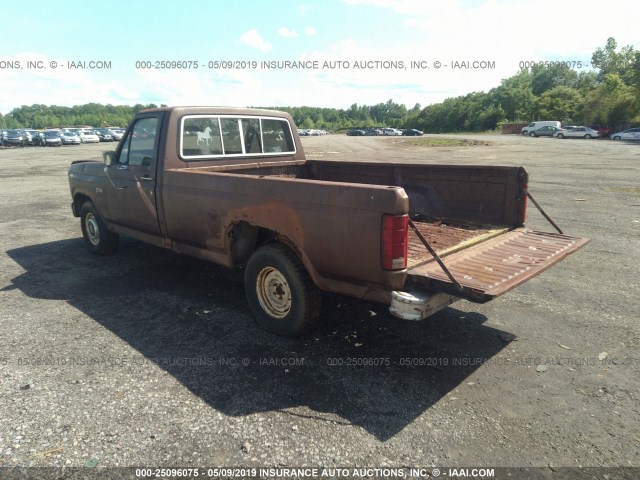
1;135;639;478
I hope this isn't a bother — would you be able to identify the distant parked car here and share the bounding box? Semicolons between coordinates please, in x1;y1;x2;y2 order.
61;132;81;145
528;125;561;137
403;129;424;136
43;130;62;146
24;129;40;145
347;128;366;136
365;128;383;136
109;128;125;141
588;125;613;138
4;129;26;146
610;127;640;141
78;130;100;143
553;126;600;139
383;128;403;136
32;132;46;146
521;121;561;135
95;129;114;142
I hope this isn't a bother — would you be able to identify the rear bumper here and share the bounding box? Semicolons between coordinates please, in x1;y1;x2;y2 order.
389;290;459;320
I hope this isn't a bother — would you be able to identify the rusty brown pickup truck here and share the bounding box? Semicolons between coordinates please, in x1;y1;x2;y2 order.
68;106;588;336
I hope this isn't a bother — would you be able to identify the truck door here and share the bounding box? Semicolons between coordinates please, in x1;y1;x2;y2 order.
104;115;163;237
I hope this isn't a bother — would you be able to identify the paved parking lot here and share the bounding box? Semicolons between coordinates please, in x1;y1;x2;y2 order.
1;135;638;475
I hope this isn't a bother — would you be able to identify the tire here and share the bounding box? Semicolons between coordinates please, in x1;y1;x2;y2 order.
80;201;119;255
612;136;621;141
245;243;321;336
557;133;564;139
529;132;536;137
585;134;591;139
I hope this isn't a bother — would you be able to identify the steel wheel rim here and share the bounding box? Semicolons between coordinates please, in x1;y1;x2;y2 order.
85;213;100;246
256;267;292;319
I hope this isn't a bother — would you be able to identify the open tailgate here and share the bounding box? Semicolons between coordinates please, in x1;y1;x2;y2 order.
407;228;589;302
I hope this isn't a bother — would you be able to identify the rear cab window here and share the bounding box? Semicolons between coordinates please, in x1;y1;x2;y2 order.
180;115;295;159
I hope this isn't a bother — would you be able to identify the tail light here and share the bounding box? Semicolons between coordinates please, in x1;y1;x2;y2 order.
381;214;408;270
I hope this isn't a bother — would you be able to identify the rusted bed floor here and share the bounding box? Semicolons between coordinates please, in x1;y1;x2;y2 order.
407;219;508;268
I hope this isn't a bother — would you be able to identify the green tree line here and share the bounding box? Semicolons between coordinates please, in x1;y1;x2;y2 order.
1;38;638;133
415;37;640;133
0;103;164;130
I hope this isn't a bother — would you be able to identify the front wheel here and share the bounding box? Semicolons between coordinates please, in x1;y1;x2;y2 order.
80;201;119;255
529;132;536;137
557;133;564;139
612;136;621;141
245;243;321;336
585;134;592;139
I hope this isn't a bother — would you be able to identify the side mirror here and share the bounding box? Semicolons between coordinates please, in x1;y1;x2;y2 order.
103;150;116;166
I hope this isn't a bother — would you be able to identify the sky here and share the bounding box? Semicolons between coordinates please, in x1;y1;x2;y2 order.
0;0;638;114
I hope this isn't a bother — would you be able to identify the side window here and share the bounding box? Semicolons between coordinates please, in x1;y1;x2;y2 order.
241;118;261;153
118;117;159;166
183;117;222;156
262;119;295;153
118;132;131;164
220;118;242;154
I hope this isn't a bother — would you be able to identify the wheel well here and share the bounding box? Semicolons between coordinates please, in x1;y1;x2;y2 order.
229;222;311;273
73;194;92;217
230;222;280;266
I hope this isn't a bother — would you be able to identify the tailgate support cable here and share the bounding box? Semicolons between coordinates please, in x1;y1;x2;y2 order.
408;219;462;289
526;192;564;234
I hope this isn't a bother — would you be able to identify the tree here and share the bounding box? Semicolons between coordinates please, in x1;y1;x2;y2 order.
491;69;535;121
534;86;582;123
592;37;638;85
581;73;639;128
530;63;578;96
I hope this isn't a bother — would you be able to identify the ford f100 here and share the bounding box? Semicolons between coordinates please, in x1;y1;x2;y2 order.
68;107;589;336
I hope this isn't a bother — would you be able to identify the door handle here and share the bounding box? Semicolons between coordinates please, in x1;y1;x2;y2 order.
139;175;153;182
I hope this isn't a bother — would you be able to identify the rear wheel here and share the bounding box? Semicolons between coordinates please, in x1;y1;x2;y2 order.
585;134;592;139
245;243;321;336
80;201;119;255
557;133;564;139
612;136;621;141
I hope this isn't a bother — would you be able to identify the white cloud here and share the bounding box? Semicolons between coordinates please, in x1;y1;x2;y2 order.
342;0;640;56
278;27;299;38
331;0;640;108
133;68;265;108
0;52;139;112
305;26;317;36
240;29;272;52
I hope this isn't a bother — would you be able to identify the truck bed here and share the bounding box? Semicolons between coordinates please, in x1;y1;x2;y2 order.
176;158;587;302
